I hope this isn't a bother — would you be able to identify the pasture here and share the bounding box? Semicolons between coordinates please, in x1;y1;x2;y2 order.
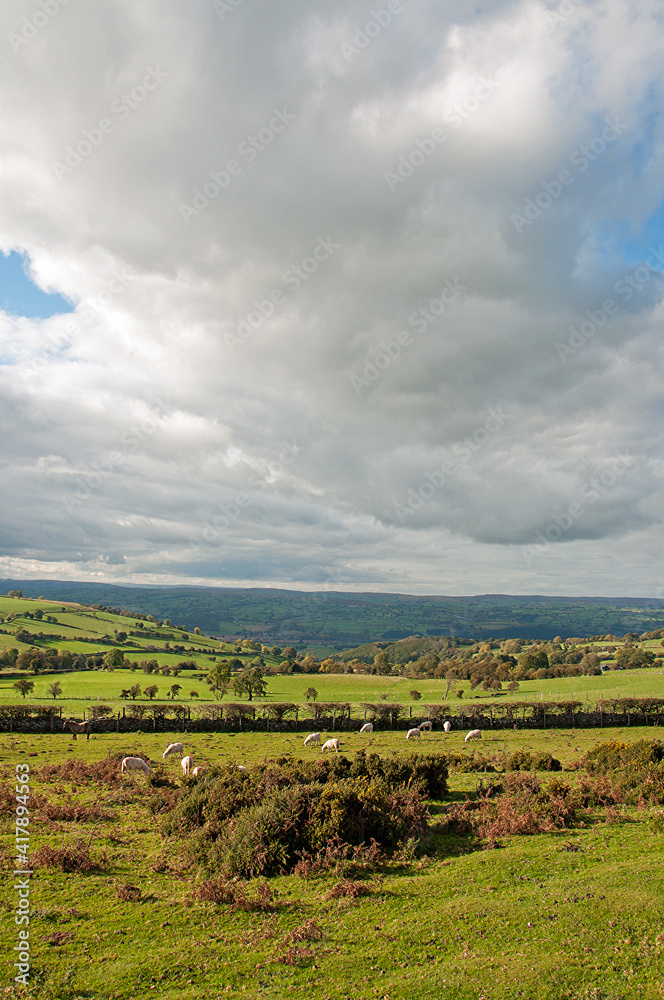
1;725;663;999
2;663;664;715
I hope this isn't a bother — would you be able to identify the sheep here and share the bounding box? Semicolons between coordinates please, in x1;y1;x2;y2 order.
464;729;482;742
181;755;194;776
359;722;374;734
303;732;321;746
191;766;204;777
121;756;149;773
321;738;340;753
63;719;92;741
406;728;421;741
418;721;433;732
162;742;184;759
443;721;452;733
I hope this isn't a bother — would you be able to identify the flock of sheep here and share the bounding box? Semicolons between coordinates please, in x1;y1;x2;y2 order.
120;742;203;776
304;720;482;752
118;722;482;774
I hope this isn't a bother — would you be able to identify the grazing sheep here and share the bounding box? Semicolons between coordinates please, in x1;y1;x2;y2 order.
181;755;194;776
121;756;149;773
162;742;184;759
418;721;433;732
464;729;482;742
406;728;421;741
321;738;340;753
359;722;374;734
443;721;452;733
304;732;321;746
191;766;204;777
63;719;92;741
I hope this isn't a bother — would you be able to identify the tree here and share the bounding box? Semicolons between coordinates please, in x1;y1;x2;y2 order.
144;684;159;700
115;631;127;643
120;689;131;700
207;661;231;700
304;686;318;702
13;679;34;699
47;681;62;700
507;680;520;694
190;690;200;700
169;683;182;700
409;689;422;701
444;668;461;700
129;683;142;700
232;667;267;702
373;651;391;675
7;590;22;598
103;648;125;671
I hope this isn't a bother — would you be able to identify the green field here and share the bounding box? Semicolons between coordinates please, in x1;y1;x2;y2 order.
3;666;664;716
1;726;663;999
4;578;664;645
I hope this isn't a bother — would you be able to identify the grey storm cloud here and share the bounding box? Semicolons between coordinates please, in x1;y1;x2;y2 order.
0;0;663;596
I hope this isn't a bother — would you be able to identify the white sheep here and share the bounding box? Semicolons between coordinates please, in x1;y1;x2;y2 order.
181;755;194;775
162;742;184;759
303;732;321;746
321;738;340;753
120;756;150;773
191;766;204;777
406;728;421;741
359;722;374;734
443;721;452;733
464;729;482;742
418;721;433;731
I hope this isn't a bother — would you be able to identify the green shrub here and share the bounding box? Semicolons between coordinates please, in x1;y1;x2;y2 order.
165;757;431;877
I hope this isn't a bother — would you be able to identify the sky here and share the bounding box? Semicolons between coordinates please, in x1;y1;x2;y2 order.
1;0;663;599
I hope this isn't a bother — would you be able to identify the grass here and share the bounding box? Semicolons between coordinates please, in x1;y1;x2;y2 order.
1;727;664;998
2;664;664;716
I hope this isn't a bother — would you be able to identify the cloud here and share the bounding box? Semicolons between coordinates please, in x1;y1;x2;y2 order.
0;0;663;597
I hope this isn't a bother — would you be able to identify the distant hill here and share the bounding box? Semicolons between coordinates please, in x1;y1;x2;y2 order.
2;579;664;646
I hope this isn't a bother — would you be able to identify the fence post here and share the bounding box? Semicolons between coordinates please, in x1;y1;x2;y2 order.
333;710;336;730
116;712;120;732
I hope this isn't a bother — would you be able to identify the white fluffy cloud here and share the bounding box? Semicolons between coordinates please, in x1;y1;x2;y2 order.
1;0;663;597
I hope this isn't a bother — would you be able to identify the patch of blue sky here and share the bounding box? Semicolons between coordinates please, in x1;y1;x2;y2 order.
0;250;74;319
594;204;664;272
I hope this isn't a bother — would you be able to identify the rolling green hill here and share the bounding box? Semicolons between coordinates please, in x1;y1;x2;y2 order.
2;579;664;646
